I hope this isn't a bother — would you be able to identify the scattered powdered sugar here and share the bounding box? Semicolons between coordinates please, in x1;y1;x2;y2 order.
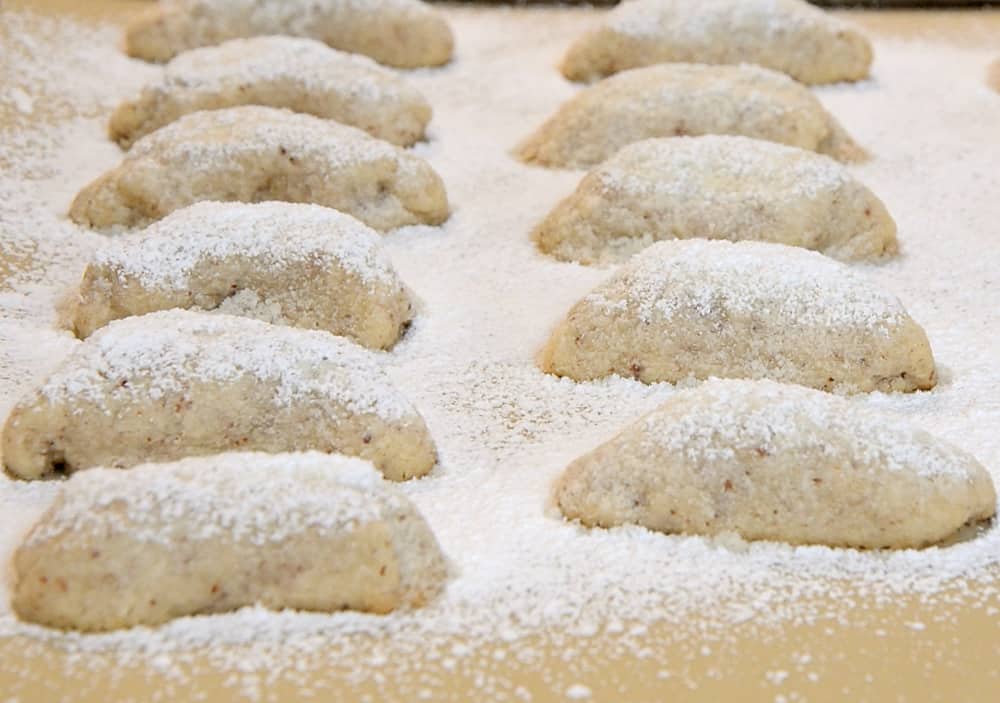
25;452;396;548
0;12;159;121
1;4;1000;700
211;287;293;323
91;201;396;290
169;0;440;34
36;309;415;420
601;135;851;200
584;63;827;138
162;36;413;102
643;379;983;481
610;0;845;42
586;239;905;333
131;105;401;171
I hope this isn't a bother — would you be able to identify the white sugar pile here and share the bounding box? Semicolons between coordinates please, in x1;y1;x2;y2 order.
1;4;1000;701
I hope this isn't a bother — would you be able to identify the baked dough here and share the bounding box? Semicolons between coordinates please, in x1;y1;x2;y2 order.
13;451;448;631
126;0;454;68
111;36;433;148
70;201;415;348
3;310;436;481
555;379;996;549
535;136;896;265
70;106;449;232
517;63;864;169
540;240;936;393
562;0;872;85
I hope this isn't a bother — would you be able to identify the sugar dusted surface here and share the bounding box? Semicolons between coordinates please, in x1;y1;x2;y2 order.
2;4;1000;701
38;310;416;420
601;135;852;199
131;105;399;171
27;452;394;548
644;379;981;481
93;201;396;290
587;239;906;333
167;0;437;26
610;0;845;41
164;36;407;101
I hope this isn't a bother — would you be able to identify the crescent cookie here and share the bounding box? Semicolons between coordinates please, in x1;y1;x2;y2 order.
3;310;436;481
562;0;872;85
555;379;996;549
535;136;896;265
111;37;433;148
126;0;454;68
70;201;415;349
539;240;936;394
517;63;864;169
70;106;449;232
13;452;448;631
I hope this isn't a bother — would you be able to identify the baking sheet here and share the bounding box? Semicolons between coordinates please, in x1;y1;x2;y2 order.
2;2;1000;702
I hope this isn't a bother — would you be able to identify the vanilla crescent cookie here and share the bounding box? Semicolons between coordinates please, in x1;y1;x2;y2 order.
535;136;896;265
540;240;936;393
2;310;436;481
70;106;449;232
13;452;448;631
70;202;415;348
556;379;996;549
562;0;872;84
111;37;433;148
518;63;864;169
126;0;454;68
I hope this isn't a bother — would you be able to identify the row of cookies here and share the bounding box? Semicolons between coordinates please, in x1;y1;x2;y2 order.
6;0;997;633
12;0;473;478
10;0;465;632
518;1;997;552
18;6;459;477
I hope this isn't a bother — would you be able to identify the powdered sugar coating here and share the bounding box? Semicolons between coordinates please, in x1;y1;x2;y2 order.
168;36;399;102
41;309;414;420
91;201;395;291
71;201;415;347
111;36;432;147
544;240;935;393
557;378;996;548
519;63;864;169
535;135;896;264
612;0;845;41
14;450;448;629
25;451;392;547
130;105;393;171
4;5;1000;698
594;240;904;333
72;105;450;231
562;0;872;85
128;0;454;67
644;379;977;480
602;136;850;198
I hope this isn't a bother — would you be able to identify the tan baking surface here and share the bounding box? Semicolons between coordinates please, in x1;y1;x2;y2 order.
2;2;1000;702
